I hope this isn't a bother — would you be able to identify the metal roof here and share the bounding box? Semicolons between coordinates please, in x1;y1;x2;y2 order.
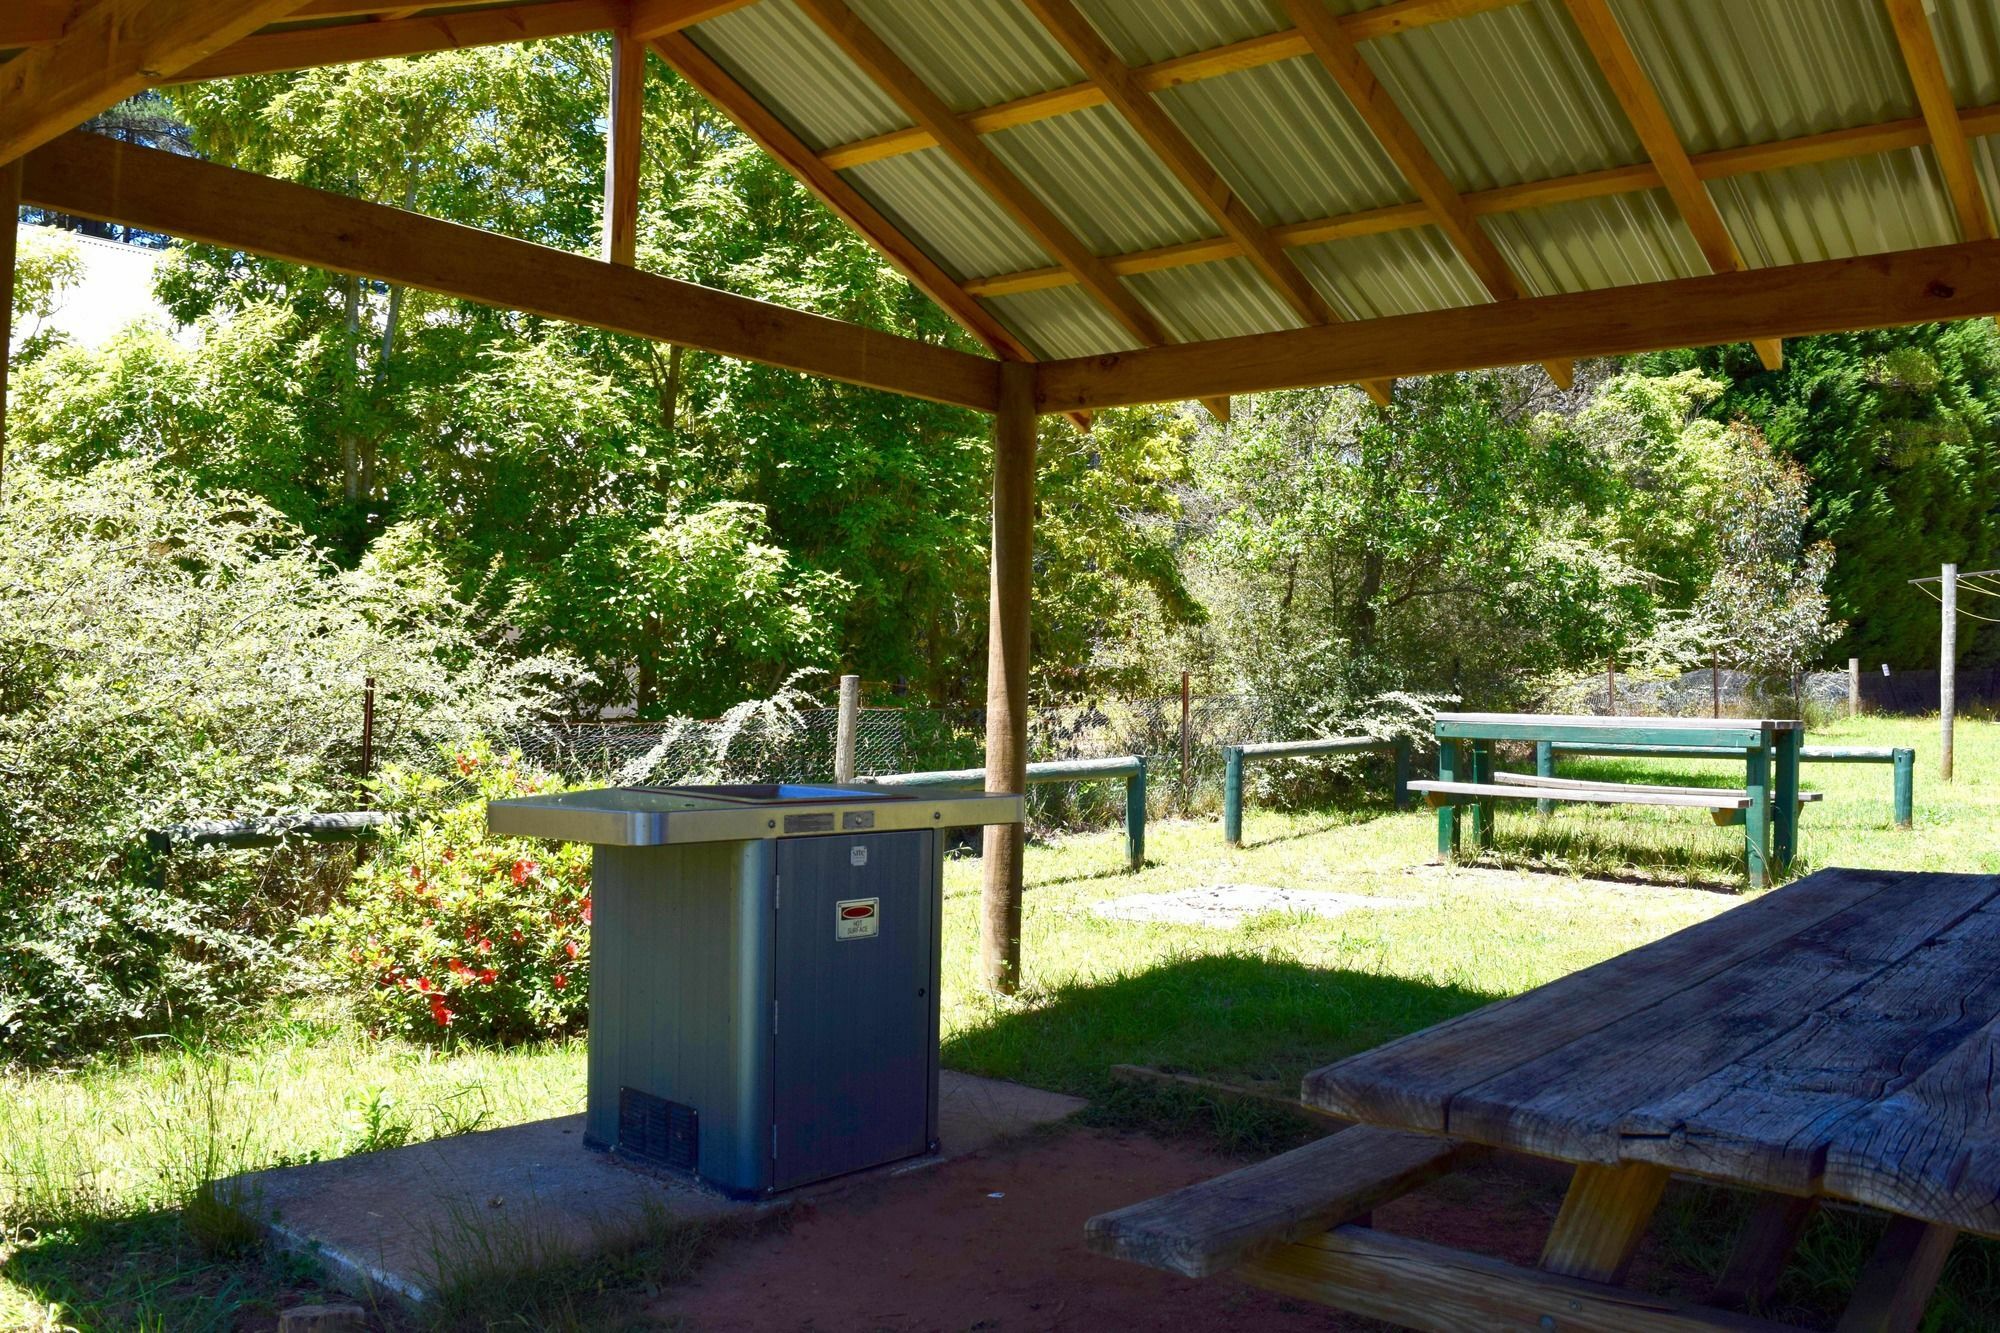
18;0;1994;378
658;0;2000;372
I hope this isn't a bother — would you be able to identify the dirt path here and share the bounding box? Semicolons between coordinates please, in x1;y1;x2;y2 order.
650;1126;1572;1332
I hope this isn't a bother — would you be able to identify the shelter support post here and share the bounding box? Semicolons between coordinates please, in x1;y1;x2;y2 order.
0;156;16;501
1941;562;1956;782
981;361;1036;994
603;25;645;266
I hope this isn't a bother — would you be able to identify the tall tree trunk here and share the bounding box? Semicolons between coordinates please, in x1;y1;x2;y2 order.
340;274;361;503
1352;550;1385;650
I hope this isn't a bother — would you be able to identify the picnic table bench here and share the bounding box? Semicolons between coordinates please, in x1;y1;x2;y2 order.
1409;713;1806;887
1089;867;2000;1332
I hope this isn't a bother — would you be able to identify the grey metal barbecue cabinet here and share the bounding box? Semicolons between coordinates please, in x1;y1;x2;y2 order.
486;783;1022;1197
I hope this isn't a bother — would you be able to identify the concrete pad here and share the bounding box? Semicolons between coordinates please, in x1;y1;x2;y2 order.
1093;883;1417;929
222;1070;1085;1304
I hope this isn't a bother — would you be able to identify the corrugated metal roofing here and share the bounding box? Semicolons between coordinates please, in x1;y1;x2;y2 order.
665;0;2000;369
1366;0;1647;191
1610;0;1915;154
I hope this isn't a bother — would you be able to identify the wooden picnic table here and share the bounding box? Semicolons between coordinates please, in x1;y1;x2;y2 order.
1091;867;2000;1331
1422;712;1806;887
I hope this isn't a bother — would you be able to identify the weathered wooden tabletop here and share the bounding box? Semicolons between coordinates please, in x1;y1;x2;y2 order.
1304;867;2000;1238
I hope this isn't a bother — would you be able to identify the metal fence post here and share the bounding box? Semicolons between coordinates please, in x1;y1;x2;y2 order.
1894;747;1914;829
1125;757;1146;871
1223;745;1244;847
834;673;860;782
1535;740;1554;817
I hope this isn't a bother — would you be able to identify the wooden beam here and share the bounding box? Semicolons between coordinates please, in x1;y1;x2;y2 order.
1015;0;1392;404
0;2;68;48
1;157;19;499
1241;1224;1796;1333
1884;0;1996;243
0;0;307;164
957;104;2000;300
20;130;1001;411
171;0;622;82
1540;1163;1669;1284
630;0;756;40
1033;236;2000;412
1279;0;1572;388
816;0;1531;171
650;31;1034;363
287;0;548;20
603;25;644;266
1560;0;1782;369
1020;0;1334;329
790;0;1169;353
982;361;1036;994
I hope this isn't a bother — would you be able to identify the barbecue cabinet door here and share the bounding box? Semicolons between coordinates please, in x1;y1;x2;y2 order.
771;830;935;1190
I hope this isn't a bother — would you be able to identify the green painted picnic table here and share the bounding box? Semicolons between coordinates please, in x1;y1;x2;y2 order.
1419;713;1806;888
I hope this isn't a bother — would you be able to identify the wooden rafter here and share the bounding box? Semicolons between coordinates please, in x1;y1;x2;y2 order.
1883;0;1995;243
1034;236;2000;413
0;2;67;48
1279;0;1573;389
21;129;1001;411
816;0;1530;171
650;30;1032;365
958;103;2000;298
788;0;1241;419
1017;0;1394;406
602;24;645;266
1560;0;1783;370
171;0;620;81
0;0;308;164
629;0;757;40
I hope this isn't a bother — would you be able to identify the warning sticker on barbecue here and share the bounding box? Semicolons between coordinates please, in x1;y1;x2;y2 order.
835;898;880;940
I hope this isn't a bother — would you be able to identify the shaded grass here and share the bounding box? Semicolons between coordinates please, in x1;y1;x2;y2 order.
3;715;1995;1328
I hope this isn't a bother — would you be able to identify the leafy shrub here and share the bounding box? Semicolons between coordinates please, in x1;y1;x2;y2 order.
305;743;592;1043
0;462;579;1064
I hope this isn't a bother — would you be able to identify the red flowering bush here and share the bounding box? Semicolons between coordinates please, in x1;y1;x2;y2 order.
304;740;592;1043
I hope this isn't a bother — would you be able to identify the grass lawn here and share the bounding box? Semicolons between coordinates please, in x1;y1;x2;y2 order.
2;714;1993;1330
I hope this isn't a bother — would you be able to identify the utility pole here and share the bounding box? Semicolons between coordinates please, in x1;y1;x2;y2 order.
1942;563;1956;782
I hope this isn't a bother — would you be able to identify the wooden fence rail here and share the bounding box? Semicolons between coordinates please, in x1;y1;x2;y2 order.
1222;737;1411;847
861;756;1147;871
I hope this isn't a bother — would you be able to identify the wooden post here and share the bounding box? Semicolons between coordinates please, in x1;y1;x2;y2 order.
1849;656;1861;718
1470;740;1495;850
981;361;1036;994
834;673;860;782
1712;649;1722;718
1;157;19;502
1894;747;1914;829
1744;740;1771;890
1222;745;1244;847
1178;670;1192;810
1435;740;1461;858
1606;653;1617;715
360;676;376;780
1535;740;1554;817
1772;725;1801;874
1940;562;1955;782
1124;758;1146;871
603;27;645;266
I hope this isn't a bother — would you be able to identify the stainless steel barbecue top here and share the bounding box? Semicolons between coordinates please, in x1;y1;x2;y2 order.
487;783;1022;847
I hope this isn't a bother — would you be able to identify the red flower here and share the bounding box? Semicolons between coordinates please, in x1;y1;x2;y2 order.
552;973;568;990
476;937;494;954
511;859;537;885
416;976;432;992
430;996;455;1026
580;897;593;925
563;939;580;960
478;968;498;985
510;929;524;944
455;753;477;775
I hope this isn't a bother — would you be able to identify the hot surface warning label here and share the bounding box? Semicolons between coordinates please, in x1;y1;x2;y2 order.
835;897;880;940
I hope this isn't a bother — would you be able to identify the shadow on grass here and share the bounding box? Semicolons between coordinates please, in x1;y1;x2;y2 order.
1232;798;1406;851
943;953;1497;1155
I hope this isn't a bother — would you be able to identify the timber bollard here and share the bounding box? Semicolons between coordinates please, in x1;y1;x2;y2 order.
1222;736;1410;849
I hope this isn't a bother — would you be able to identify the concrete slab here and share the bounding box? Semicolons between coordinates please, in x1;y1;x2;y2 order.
222;1070;1085;1304
1093;883;1418;928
